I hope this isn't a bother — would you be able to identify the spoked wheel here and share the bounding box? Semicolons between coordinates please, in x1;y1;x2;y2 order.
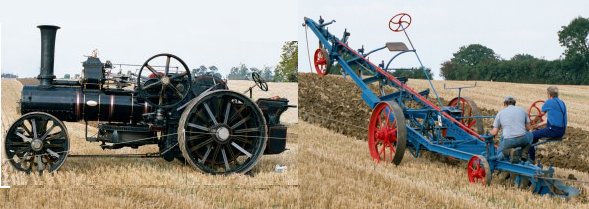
5;112;69;175
137;53;192;109
448;97;484;134
467;155;491;186
368;101;407;165
251;72;268;91
178;90;267;174
313;48;331;76
528;100;545;128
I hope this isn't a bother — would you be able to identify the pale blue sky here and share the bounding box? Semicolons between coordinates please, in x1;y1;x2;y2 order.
298;0;589;79
0;0;297;77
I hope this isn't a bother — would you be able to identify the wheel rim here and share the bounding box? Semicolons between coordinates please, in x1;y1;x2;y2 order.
5;112;69;174
313;48;329;76
467;155;491;186
528;100;545;127
368;101;406;165
448;97;484;134
137;53;192;108
178;90;267;174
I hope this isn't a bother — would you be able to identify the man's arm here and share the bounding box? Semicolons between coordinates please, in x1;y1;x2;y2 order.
490;127;499;136
533;112;548;129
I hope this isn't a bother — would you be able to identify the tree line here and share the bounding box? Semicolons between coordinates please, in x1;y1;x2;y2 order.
195;41;298;82
441;17;589;85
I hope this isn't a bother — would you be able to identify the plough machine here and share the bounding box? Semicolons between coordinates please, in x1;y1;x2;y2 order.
303;13;579;198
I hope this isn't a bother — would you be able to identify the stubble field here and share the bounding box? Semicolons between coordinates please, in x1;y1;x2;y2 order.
298;73;589;208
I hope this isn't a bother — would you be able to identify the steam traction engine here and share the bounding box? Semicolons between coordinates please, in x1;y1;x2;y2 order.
5;25;293;175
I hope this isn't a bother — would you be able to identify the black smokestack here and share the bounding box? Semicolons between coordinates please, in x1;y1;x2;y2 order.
37;25;60;86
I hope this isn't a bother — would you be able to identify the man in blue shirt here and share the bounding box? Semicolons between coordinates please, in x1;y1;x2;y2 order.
528;86;567;162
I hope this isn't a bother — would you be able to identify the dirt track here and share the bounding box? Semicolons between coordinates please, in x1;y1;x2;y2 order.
299;73;589;173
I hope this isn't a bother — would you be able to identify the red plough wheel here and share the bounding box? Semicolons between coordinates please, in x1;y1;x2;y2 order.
448;97;484;134
368;101;407;165
467;155;491;186
313;48;330;76
528;100;545;127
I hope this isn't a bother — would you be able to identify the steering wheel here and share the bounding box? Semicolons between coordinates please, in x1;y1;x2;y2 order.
137;53;192;109
388;13;412;32
252;72;268;91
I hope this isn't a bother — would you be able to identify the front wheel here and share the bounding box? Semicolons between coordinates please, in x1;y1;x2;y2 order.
367;101;407;165
5;112;70;175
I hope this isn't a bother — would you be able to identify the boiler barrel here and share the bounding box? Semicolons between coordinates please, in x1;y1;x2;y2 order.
20;85;149;123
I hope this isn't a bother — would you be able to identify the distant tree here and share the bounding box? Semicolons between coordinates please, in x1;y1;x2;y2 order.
450;44;500;66
390;67;433;79
559;17;589;61
207;65;222;79
227;64;251;80
64;74;71;79
193;65;208;77
261;66;273;81
558;16;589;83
227;66;240;80
1;73;18;78
193;65;222;79
274;41;298;82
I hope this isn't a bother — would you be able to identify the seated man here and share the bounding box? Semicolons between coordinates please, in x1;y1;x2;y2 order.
529;86;567;162
490;96;532;162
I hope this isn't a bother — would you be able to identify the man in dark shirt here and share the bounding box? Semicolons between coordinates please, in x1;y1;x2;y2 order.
529;86;567;162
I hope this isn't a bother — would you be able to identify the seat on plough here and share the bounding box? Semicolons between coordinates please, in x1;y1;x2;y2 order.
385;42;409;51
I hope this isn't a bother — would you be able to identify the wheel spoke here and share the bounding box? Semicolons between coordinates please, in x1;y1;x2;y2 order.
227;105;246;124
16;132;32;142
46;148;60;158
8;142;29;147
142;80;162;90
233;127;259;134
45;132;64;141
221;148;230;170
164;56;171;75
188;134;209;141
231;116;250;129
226;144;236;163
231;142;252;158
191;137;214;152
199;145;213;163
187;123;209;132
233;137;252;144
31;118;38;139
223;102;232;124
45;143;65;148
203;103;218;125
145;65;160;78
211;145;221;165
39;124;57;141
21;123;33;137
168;84;184;98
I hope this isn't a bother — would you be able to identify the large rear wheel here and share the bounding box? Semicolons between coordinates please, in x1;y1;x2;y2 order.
178;90;267;174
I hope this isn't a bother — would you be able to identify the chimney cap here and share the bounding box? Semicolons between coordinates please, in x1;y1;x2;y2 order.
37;25;60;30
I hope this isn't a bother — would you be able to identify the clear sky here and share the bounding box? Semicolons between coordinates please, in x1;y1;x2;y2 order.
0;0;297;78
299;0;588;79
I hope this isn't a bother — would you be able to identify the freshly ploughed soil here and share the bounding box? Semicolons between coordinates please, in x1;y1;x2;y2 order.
299;73;589;173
